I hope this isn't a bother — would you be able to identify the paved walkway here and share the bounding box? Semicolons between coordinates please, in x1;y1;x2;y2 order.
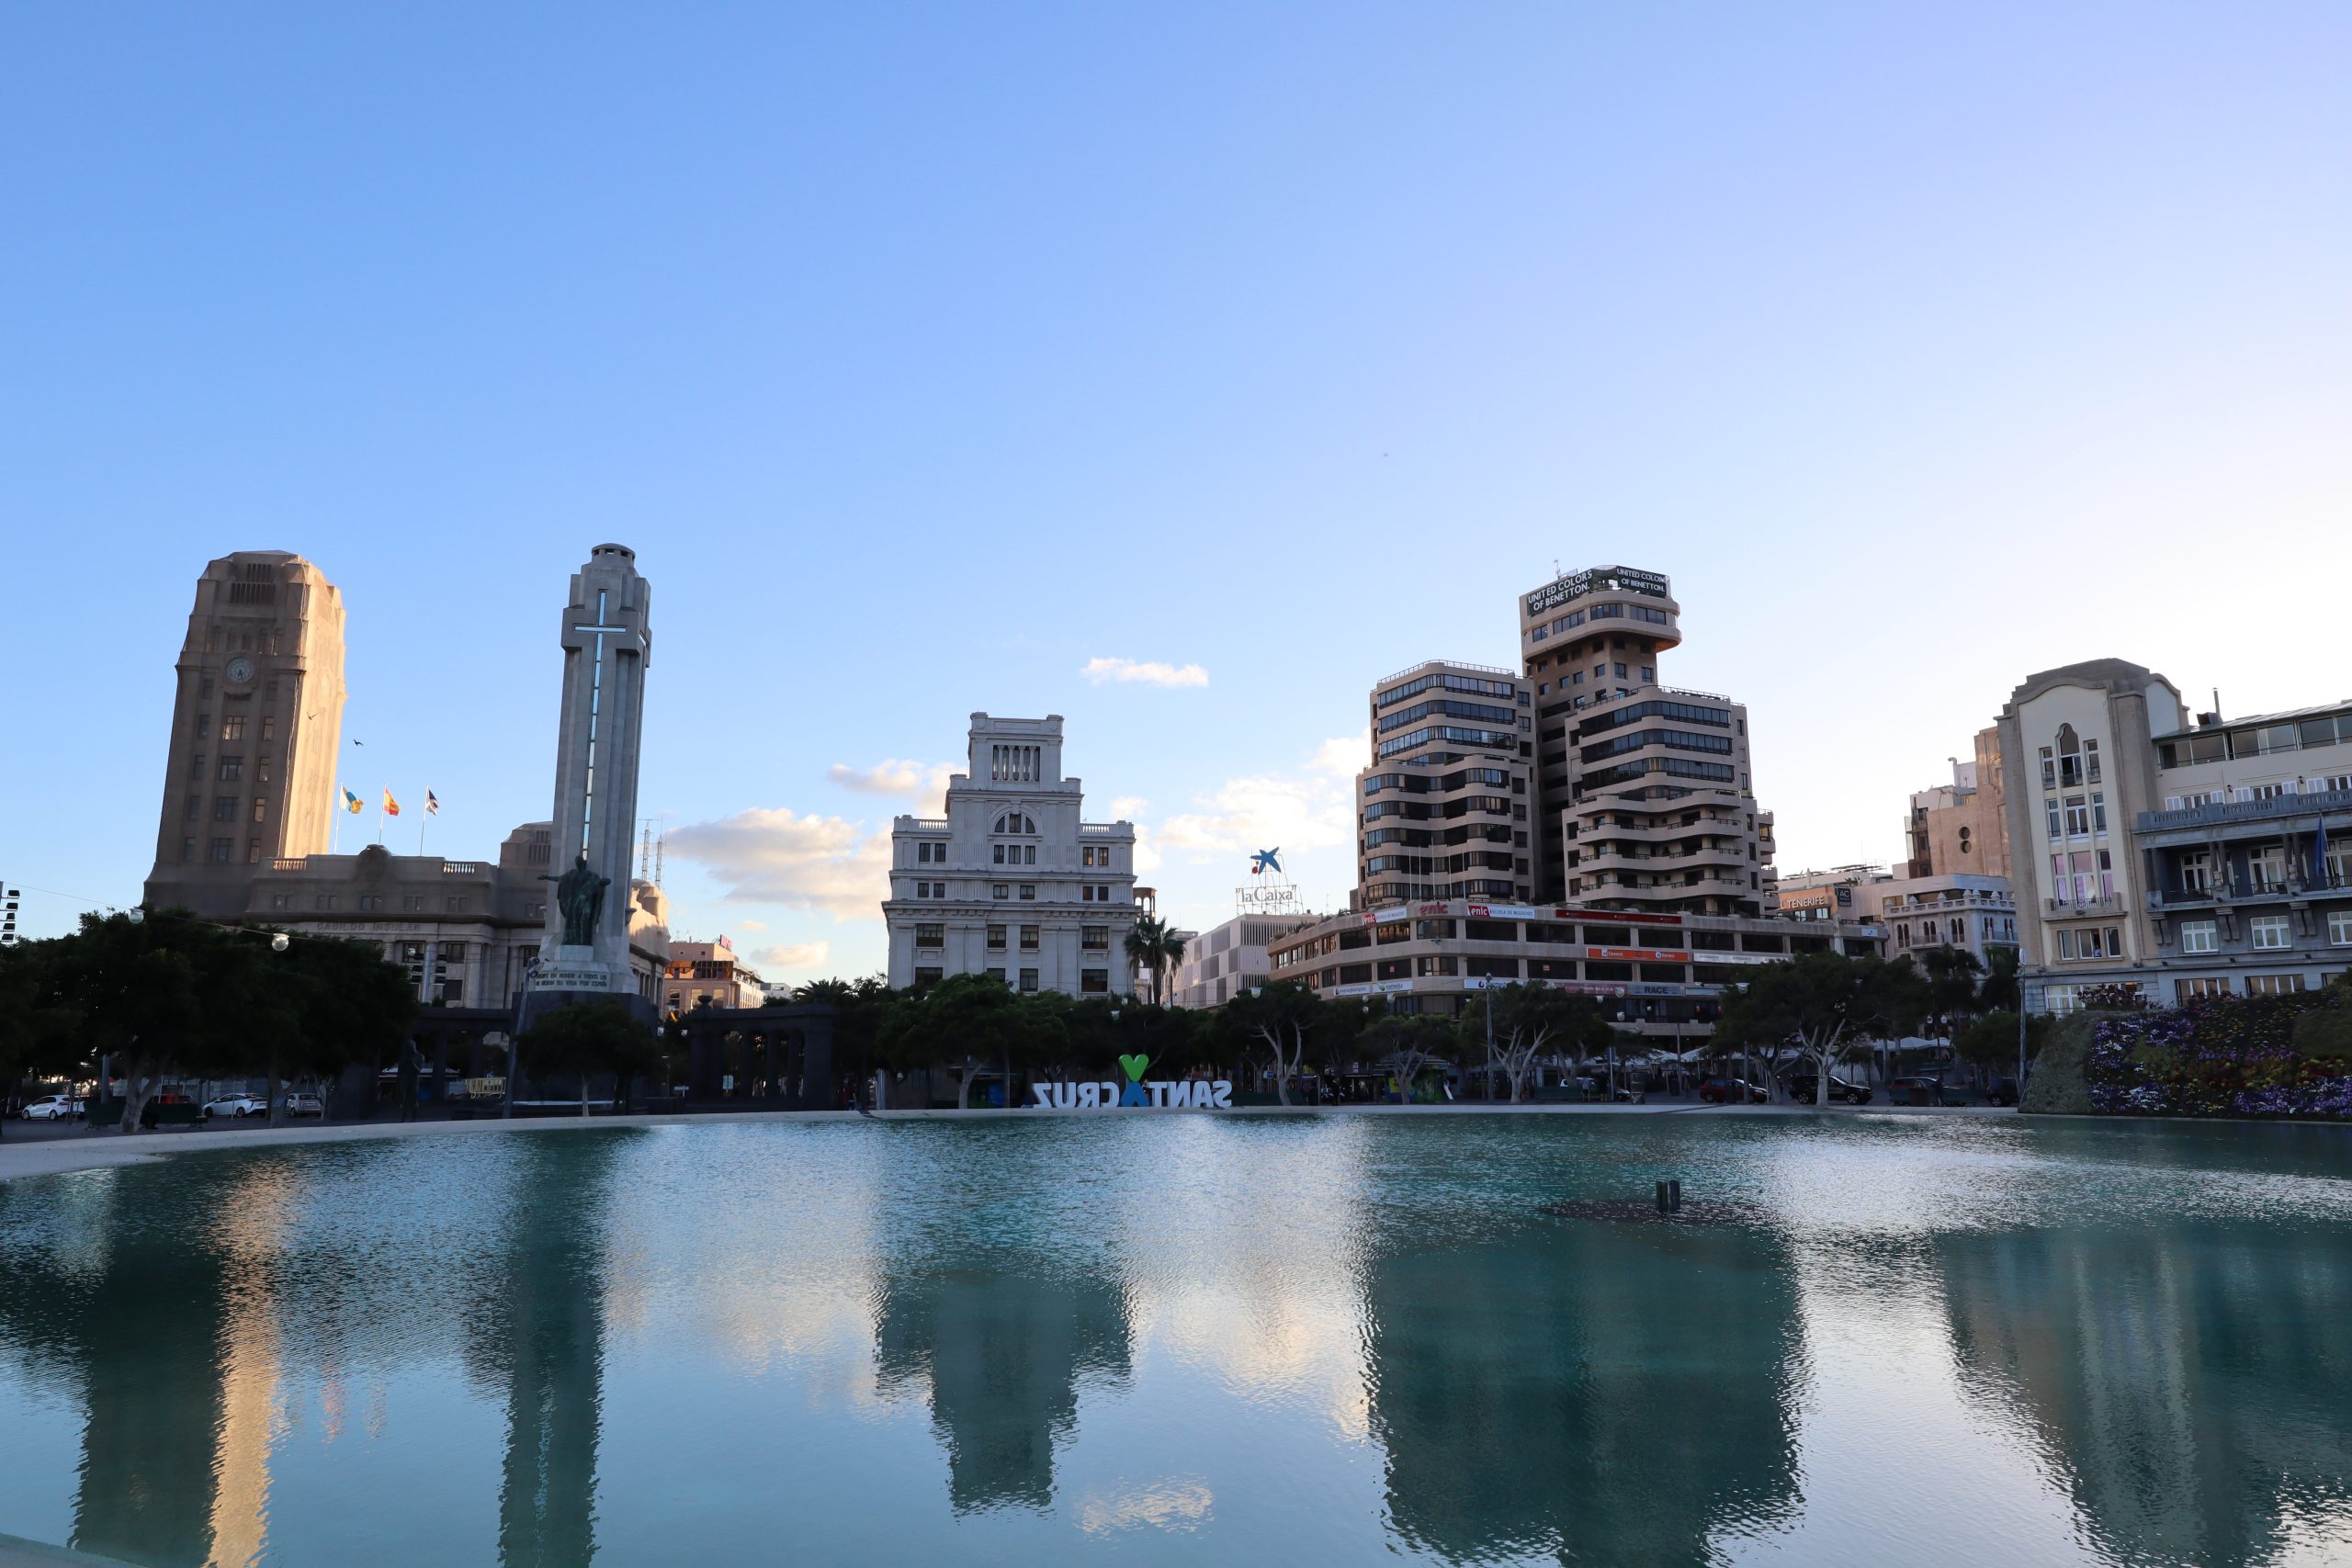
0;1100;2011;1184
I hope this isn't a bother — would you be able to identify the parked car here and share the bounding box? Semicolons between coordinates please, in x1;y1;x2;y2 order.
141;1093;200;1129
1984;1077;2021;1107
1781;1073;1874;1105
18;1095;83;1121
1888;1076;1951;1106
202;1093;269;1121
1698;1077;1769;1104
281;1091;325;1118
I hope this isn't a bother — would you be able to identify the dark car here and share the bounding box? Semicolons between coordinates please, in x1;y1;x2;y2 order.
1984;1077;2021;1107
1781;1074;1873;1106
1698;1077;1768;1104
1888;1076;1951;1106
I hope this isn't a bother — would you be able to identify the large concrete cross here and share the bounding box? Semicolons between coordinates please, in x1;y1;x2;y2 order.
571;586;645;857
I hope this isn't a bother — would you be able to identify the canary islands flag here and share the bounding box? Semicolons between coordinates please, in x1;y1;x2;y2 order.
342;788;363;815
383;788;401;818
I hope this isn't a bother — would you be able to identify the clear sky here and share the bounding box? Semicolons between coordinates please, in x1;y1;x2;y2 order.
6;4;2348;980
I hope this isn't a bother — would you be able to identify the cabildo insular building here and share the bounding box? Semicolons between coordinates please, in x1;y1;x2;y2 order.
883;714;1141;997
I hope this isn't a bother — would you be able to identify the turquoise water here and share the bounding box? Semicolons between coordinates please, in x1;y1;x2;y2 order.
1;1113;2348;1567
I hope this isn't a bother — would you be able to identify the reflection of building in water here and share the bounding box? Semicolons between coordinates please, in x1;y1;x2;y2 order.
484;1135;618;1568
205;1164;302;1568
1363;1222;1804;1562
1939;1225;2352;1566
0;1175;229;1568
875;1268;1130;1513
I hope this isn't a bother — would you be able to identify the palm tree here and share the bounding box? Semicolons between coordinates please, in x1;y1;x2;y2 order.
1122;916;1188;1007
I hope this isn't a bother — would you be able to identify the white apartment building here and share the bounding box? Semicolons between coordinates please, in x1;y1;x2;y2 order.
883;714;1140;997
1167;912;1320;1009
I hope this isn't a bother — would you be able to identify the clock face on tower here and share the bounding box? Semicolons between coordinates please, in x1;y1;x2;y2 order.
225;656;255;684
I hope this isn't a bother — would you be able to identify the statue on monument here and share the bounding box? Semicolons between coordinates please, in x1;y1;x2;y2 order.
541;852;611;948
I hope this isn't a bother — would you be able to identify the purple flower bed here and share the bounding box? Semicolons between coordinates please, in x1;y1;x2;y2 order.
2084;993;2352;1120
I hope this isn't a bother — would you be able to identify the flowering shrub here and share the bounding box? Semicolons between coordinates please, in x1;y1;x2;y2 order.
2084;992;2352;1119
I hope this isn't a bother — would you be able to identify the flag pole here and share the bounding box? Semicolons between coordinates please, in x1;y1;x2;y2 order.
418;790;426;858
378;787;387;846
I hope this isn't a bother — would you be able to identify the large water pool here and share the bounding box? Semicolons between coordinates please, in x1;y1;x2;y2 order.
1;1112;2348;1567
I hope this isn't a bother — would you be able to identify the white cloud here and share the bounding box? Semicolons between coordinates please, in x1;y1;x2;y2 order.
825;759;957;812
750;941;830;975
1158;776;1353;862
1132;823;1163;875
1080;656;1209;689
736;919;769;932
1311;733;1368;778
1108;795;1148;819
664;807;891;920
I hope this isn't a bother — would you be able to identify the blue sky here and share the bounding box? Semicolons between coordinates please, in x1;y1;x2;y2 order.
6;4;2348;979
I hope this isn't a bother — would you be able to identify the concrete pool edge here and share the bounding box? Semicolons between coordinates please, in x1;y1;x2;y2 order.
0;1530;141;1568
0;1100;2033;1184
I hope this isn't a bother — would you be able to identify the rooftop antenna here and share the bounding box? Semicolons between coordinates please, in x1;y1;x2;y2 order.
639;822;652;880
655;827;665;887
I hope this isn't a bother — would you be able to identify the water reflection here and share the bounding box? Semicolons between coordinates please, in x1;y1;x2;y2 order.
487;1135;617;1567
1938;1223;2352;1566
1363;1217;1805;1564
875;1268;1129;1513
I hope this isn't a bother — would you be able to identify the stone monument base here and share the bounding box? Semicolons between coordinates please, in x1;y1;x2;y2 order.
529;944;618;993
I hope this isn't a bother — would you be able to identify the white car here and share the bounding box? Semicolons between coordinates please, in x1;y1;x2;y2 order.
281;1092;325;1118
202;1093;269;1120
19;1095;82;1122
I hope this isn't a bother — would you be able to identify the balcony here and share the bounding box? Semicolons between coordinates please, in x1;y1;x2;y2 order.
2047;893;2124;915
2137;785;2352;838
2146;873;2346;910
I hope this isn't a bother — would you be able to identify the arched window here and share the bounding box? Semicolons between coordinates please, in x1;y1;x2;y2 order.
991;813;1037;835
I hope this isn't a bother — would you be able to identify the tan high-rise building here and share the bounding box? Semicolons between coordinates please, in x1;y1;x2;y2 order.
1517;566;1772;916
1355;660;1534;907
145;552;348;918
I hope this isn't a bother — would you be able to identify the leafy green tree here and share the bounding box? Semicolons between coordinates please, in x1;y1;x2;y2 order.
1918;944;1985;1035
878;972;1026;1109
1363;1014;1456;1102
792;975;897;1106
0;941;83;1136
1977;946;2022;1014
1954;1010;2049;1084
1471;985;1613;1103
270;931;416;1123
1223;981;1325;1105
518;998;660;1116
1713;952;1928;1106
50;910;220;1134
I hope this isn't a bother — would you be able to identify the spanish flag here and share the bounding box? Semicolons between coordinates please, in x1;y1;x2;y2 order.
343;788;364;815
383;788;401;818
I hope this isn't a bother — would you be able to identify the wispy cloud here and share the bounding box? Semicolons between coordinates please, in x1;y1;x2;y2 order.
825;758;957;813
1156;738;1363;862
1081;656;1208;689
750;941;830;975
1109;795;1148;819
665;807;889;920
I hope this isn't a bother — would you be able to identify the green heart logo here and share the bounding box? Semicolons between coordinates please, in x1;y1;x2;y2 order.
1119;1054;1151;1082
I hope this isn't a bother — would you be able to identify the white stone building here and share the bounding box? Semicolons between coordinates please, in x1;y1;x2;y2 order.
884;715;1139;997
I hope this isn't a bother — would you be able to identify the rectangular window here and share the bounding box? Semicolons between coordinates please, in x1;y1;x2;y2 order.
2091;793;2106;833
2039;747;2055;791
2330;911;2352;946
2251;916;2291;950
2175;976;2229;1000
2045;799;2061;840
914;967;944;987
181;836;196;862
1019;885;1036;900
2246;973;2306;997
250;797;267;822
2056;930;2075;959
1020;926;1039;951
261;716;276;742
915;923;944;948
1018;968;1039;993
914;881;930;899
1080;968;1108;993
1097;885;1111;902
219;756;243;782
212;795;236;822
1081;926;1108;950
446;897;468;913
191;753;206;779
1081;885;1094;902
993;844;1006;863
402;895;424;911
987;925;1008;949
220;716;245;740
315;895;338;910
245;840;262;863
356;895;382;911
2180;920;2218;954
2064;796;2089;837
993;885;1009;900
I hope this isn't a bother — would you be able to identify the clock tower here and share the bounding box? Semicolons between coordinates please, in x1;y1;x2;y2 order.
144;551;348;918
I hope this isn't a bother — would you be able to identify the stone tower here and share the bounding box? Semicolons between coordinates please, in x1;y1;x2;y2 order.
532;544;652;989
144;551;347;918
